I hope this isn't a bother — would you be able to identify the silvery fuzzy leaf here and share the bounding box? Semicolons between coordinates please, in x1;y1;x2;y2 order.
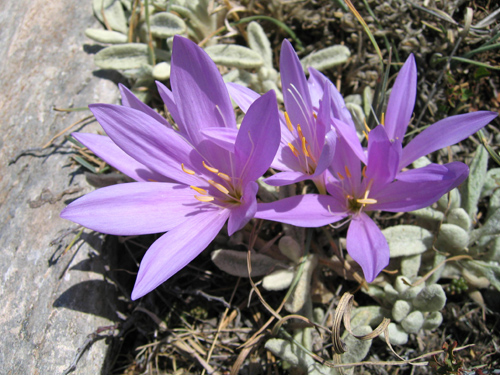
394;276;412;294
92;0;128;34
363;86;373;118
487;188;500;219
261;79;283;102
264;339;300;367
351;306;385;327
410;207;445;222
278;236;302;263
470;205;500;243
300;45;350;71
401;254;421;279
346;102;366;137
340;325;373;366
462;268;490;289
465;260;500;291
211;249;283;278
392;300;411;323
435;223;469;252
285;254;317;313
262;268;295;291
437;188;461;212
423;311;443;330
427;252;447;285
344;94;362;105
486;236;500;262
147;12;186;38
85;28;128;44
412;156;432;169
461;145;489;220
247;22;273;68
152;62;171;80
380;323;408;345
382;225;433;258
401;311;424;334
94;43;151;70
446;208;471;231
204;45;264;69
412;284;446;312
481;168;500;198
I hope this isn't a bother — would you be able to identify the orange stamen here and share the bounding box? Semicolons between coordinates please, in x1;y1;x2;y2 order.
313;112;317;119
337;172;344;180
301;137;309;157
364;119;370;133
344;165;352;178
284;112;294;132
297;124;304;140
217;172;231;182
190;186;207;195
208;180;230;195
288;142;299;157
362;166;367;178
363;130;369;140
381;112;385;126
181;163;195;175
202;160;219;174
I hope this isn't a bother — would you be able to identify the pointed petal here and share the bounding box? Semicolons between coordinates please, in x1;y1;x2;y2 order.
119;84;171;127
60;182;202;235
346;213;389;283
332;119;367;164
255;194;346;227
226;82;260;113
280;40;315;144
156;81;184;131
384;54;417;141
371;162;469;212
235;91;281;183
200;127;237;153
364;125;401;191
89;104;203;186
170;36;236;149
400;111;497;169
264;171;310;186
73;133;171;182
312;129;336;177
227;181;258;235
131;209;229;299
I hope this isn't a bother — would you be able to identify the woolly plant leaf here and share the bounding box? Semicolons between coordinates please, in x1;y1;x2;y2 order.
148;12;186;38
205;44;264;69
211;249;282;278
435;223;469;252
481;168;500;198
382;225;433;257
152;62;171;80
94;43;150;70
247;21;273;68
300;45;350;71
410;207;445;222
85;28;128;44
401;311;424;334
461;144;489;219
92;0;128;34
412;284;446;312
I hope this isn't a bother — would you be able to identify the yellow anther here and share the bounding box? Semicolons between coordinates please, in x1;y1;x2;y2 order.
301;136;309;157
190;186;207;195
381;112;385;126
344;165;352;178
356;198;378;205
297;125;304;140
313;112;317;119
337;172;344;180
147;179;158;182
202;160;219;174
288;142;299;157
363;119;370;134
217;172;231;182
306;144;314;159
362;166;367;178
181;163;196;175
208;180;230;195
362;130;369;141
195;195;215;202
284;112;294;133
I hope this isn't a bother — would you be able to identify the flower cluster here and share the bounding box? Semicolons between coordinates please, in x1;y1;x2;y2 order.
61;36;497;299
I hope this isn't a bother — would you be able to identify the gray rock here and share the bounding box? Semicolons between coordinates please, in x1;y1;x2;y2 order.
0;1;119;373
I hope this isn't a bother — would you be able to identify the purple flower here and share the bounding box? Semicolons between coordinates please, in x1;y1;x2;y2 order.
256;54;497;283
223;40;340;194
61;36;280;299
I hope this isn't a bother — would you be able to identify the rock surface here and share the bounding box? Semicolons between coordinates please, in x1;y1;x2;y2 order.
0;1;119;373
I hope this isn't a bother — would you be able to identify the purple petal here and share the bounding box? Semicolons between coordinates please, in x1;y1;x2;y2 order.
255;194;346;227
400;111;497;169
120;84;171;127
73;133;171;182
200;127;237;153
226;82;260;113
61;182;203;235
364;125;401;190
346;213;389;283
264;171;310;186
170;36;236;150
332;119;367;164
384;54;417;141
156;81;184;131
89;104;203;186
312;129;336;177
227;181;258;235
280;40;315;146
235;91;281;183
131;209;230;299
371;162;469;212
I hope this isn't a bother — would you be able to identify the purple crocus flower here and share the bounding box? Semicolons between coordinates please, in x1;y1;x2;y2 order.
222;40;338;194
256;54;497;283
61;36;280;299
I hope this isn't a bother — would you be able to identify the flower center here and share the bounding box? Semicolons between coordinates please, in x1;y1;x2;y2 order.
285;111;317;174
337;165;378;213
181;161;242;207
